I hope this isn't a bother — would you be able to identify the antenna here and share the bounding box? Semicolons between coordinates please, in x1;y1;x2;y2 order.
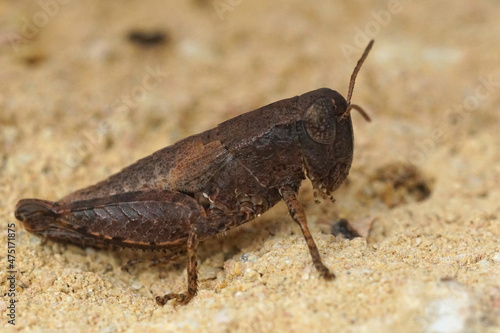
342;40;374;122
346;40;374;105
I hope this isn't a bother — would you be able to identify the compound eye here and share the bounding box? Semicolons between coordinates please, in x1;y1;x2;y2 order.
303;98;336;144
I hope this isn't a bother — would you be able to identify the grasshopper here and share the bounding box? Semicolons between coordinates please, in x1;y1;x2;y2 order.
15;40;373;305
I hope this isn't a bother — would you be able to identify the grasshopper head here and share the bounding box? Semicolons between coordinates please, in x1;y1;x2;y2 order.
297;40;373;202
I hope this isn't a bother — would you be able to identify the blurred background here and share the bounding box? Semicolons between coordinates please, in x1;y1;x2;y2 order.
1;1;499;332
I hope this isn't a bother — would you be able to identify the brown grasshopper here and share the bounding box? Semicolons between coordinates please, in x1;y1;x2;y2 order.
15;40;373;305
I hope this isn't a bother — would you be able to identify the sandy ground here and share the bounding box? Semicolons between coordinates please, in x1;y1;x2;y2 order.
1;1;500;332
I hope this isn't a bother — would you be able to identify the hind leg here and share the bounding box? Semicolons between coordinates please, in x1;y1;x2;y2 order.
15;190;208;305
155;230;199;306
